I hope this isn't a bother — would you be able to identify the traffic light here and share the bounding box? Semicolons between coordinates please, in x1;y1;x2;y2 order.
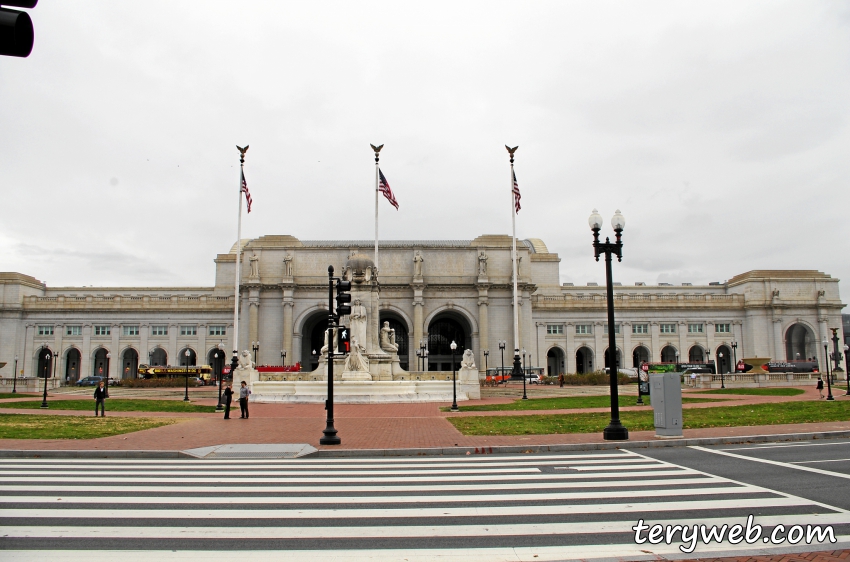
337;326;350;353
0;1;37;58
335;279;352;317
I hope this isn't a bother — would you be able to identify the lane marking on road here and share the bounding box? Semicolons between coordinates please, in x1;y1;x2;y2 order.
718;441;850;452
0;467;547;477
792;458;850;464
2;513;848;539
691;445;850;484
0;451;643;465
0;476;725;494
0;468;698;484
0;497;813;519
0;485;761;505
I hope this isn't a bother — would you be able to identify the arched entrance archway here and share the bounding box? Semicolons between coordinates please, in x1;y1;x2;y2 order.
178;347;197;366
301;310;329;372
379;312;409;371
65;348;81;382
35;346;53;378
121;348;139;379
208;347;226;383
785;323;817;361
576;346;593;374
427;315;468;371
547;347;565;376
92;348;109;378
149;347;167;366
632;346;650;368
716;345;732;374
689;345;705;363
604;348;622;370
660;345;678;363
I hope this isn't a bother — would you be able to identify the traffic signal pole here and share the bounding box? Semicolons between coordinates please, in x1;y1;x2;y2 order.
320;266;341;445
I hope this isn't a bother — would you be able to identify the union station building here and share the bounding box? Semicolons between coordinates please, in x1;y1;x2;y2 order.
0;234;845;382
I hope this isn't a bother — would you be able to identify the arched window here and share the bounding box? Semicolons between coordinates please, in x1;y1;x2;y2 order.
427;317;467;371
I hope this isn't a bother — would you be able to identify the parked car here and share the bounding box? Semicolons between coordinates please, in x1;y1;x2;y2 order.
525;374;542;384
187;377;205;387
76;376;103;387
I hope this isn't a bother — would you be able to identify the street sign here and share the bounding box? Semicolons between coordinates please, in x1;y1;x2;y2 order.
337;326;350;353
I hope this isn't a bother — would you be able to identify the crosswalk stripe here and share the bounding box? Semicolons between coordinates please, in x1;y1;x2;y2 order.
0;467;547;476
3;512;848;539
0;497;812;519
0;475;724;494
0;484;760;505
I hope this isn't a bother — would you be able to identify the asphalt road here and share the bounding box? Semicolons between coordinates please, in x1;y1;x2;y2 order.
0;440;848;561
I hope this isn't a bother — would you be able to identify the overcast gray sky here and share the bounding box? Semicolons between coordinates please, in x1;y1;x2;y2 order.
2;1;848;297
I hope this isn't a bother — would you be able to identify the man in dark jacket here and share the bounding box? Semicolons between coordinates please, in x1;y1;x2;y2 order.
94;381;107;417
223;384;233;419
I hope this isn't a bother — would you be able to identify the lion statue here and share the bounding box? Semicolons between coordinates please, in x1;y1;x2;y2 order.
460;349;476;370
236;350;255;370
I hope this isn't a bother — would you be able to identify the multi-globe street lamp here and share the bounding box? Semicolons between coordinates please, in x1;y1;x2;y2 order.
183;349;191;402
831;328;843;382
589;208;628;441
731;340;738;373
251;341;260;365
822;338;834;401
450;341;458;412
483;350;489;381
718;352;725;389
521;347;528;400
105;352;111;398
40;349;51;408
498;340;506;384
281;349;287;367
12;355;18;394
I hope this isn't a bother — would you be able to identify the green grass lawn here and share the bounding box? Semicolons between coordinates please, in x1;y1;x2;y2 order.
695;388;805;396
0;393;40;400
0;399;216;413
448;400;850;435
444;395;725;412
0;413;180;439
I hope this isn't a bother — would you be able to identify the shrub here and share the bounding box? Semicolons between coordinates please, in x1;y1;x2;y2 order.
123;378;197;388
559;371;633;386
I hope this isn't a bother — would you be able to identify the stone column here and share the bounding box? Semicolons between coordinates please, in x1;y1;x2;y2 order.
622;322;632;367
594;321;604;372
412;302;424;369
818;316;829;367
650;322;660;361
706;322;715;360
477;286;489;376
23;324;34;376
282;301;294;365
248;287;260;350
565;322;575;373
678;321;687;361
140;324;150;366
110;325;120;379
535;322;546;374
81;324;92;379
198;324;207;364
733;321;744;359
772;318;784;361
54;324;64;379
168;324;178;365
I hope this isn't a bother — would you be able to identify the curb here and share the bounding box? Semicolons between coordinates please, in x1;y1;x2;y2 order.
0;429;848;459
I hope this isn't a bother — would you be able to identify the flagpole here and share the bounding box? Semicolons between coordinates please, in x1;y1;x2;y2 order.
234;146;248;361
507;145;523;382
372;144;382;271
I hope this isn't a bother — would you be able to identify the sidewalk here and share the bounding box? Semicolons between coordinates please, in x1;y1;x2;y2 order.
0;384;848;452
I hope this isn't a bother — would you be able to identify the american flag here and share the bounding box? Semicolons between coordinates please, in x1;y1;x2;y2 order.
378;169;399;210
241;169;252;213
512;170;521;213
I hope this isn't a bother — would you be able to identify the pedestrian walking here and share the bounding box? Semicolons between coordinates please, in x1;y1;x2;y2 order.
94;381;107;417
558;373;565;388
239;380;251;419
817;376;824;399
223;384;233;419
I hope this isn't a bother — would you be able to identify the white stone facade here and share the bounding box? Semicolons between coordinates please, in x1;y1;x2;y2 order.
0;234;845;382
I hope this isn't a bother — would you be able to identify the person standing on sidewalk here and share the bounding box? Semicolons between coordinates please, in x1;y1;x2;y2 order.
223;384;233;419
558;373;565;388
94;381;107;417
817;376;824;399
239;380;251;419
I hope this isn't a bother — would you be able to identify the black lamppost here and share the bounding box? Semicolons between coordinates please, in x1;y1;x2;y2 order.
251;341;259;365
498;340;506;384
214;346;224;411
844;344;850;396
831;328;843;383
483;350;489;381
521;347;528;400
40;349;50;409
105;352;111;398
719;352;725;389
418;339;427;371
280;349;286;367
589;208;628;441
823;338;834;401
183;349;191;402
731;340;738;373
450;340;458;412
12;355;17;394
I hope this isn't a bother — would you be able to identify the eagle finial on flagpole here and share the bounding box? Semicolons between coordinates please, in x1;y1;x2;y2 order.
236;145;249;164
371;144;383;163
505;145;518;164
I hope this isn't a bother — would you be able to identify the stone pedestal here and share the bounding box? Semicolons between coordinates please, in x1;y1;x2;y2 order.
458;366;481;400
232;367;260;389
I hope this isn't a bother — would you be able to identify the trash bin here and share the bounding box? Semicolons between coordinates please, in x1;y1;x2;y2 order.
649;372;683;438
